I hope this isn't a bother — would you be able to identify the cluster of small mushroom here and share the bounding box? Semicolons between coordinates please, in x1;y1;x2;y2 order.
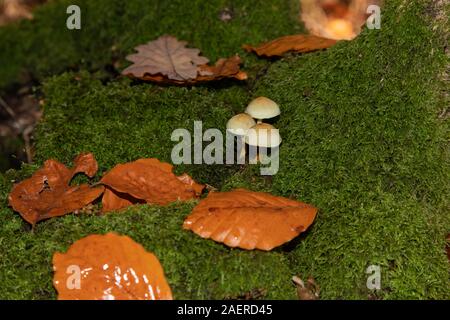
226;97;282;162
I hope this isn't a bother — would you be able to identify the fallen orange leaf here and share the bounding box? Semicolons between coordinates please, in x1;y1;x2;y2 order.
53;232;173;300
176;173;207;196
197;55;248;82
8;153;104;225
243;34;337;57
183;189;318;251
100;158;204;212
101;187;144;213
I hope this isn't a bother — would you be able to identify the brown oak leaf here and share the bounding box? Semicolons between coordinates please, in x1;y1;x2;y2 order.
122;36;247;85
53;232;173;300
243;34;337;58
122;35;209;81
8;153;104;225
183;189;318;251
100;158;204;213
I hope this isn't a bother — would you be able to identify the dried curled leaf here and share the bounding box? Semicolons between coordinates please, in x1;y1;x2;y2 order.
183;189;318;251
292;276;320;300
300;0;381;40
196;56;248;82
53;232;173;300
100;158;204;213
243;34;336;57
122;36;247;85
8;153;104;225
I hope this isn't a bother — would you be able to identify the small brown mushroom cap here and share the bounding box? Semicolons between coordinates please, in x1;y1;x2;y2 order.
245;123;282;148
245;97;280;121
226;113;256;136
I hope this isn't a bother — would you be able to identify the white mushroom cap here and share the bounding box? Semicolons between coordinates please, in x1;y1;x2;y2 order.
245;123;282;148
245;97;280;121
226;113;256;136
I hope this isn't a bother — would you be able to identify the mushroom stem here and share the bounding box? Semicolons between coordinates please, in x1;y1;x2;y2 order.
239;146;246;162
257;148;268;164
249;154;259;164
247;145;258;164
237;137;246;164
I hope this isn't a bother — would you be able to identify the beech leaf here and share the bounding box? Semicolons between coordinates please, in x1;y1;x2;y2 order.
101;187;144;213
196;56;248;81
8;153;104;225
243;34;337;58
183;189;318;251
53;232;173;300
100;158;204;212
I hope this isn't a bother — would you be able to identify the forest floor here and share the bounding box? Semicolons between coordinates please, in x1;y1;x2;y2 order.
0;0;449;299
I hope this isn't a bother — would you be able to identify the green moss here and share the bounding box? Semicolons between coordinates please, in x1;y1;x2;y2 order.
0;0;449;299
0;0;302;91
255;0;450;299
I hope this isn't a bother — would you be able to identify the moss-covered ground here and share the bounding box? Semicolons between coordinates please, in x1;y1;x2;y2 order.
0;0;449;299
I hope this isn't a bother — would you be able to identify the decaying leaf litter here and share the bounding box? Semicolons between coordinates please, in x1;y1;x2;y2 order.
8;153;104;226
8;152;320;299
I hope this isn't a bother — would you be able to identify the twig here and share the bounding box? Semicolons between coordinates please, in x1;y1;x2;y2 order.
22;126;33;163
0;95;16;118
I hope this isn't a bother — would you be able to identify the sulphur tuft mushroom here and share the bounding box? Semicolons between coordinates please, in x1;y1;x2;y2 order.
226;113;256;162
245;97;280;124
226;113;256;135
245;123;282;163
